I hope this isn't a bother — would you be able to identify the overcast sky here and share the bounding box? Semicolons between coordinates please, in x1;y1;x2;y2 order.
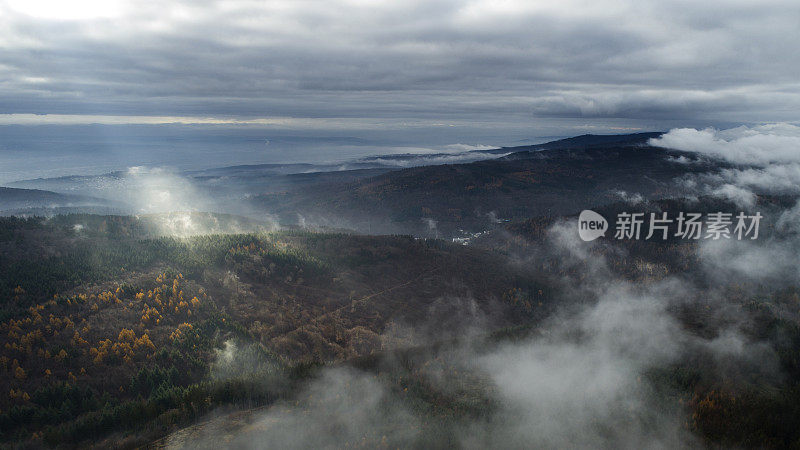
0;0;799;179
3;0;799;124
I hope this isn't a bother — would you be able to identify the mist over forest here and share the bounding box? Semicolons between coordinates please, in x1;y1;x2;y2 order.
2;0;800;448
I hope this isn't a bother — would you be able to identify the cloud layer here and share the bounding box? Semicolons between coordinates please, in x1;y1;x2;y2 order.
1;0;799;127
651;123;800;206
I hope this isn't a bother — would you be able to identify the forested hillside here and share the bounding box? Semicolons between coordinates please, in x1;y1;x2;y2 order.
2;205;800;447
0;214;549;446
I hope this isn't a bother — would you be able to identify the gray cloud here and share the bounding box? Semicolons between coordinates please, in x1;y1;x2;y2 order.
650;124;800;166
652;123;800;207
651;124;800;285
0;0;798;126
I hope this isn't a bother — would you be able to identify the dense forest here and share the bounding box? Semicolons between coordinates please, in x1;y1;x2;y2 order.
0;213;547;446
2;0;797;445
1;204;799;447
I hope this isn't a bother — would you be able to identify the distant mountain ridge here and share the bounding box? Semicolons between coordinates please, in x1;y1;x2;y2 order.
249;132;726;235
3;132;687;229
0;187;117;216
7;132;663;188
498;132;664;159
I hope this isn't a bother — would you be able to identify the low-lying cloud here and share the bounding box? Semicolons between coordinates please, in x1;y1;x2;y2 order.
652;123;800;205
650;123;800;166
167;212;788;448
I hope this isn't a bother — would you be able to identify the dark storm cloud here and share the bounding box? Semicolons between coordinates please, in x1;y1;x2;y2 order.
0;0;798;126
